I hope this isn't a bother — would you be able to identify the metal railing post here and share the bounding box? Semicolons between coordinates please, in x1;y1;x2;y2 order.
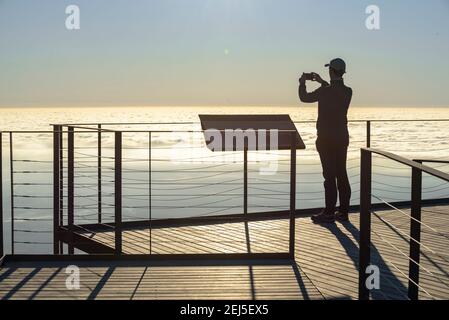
358;148;372;300
114;131;122;255
9;132;14;255
68;127;75;254
0;132;3;257
244;147;248;214
59;127;64;254
98;124;102;224
53;125;61;254
289;131;296;258
408;167;422;300
149;131;152;255
366;121;371;148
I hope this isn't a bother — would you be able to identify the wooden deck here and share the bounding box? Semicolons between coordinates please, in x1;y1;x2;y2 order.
79;219;290;254
1;205;449;300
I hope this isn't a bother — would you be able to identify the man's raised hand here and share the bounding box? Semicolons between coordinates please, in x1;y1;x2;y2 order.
311;73;324;84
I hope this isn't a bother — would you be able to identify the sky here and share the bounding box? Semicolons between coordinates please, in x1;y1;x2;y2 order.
0;0;448;107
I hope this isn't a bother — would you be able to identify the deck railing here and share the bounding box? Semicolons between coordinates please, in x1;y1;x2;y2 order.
358;148;449;300
1;119;449;258
51;125;299;258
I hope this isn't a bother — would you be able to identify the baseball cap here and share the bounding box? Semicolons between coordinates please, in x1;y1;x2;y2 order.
325;58;346;73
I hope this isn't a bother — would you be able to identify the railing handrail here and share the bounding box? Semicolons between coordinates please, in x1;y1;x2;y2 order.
58;125;115;132
414;159;449;164
1;129;299;134
1;118;448;133
363;148;449;183
50;118;449;126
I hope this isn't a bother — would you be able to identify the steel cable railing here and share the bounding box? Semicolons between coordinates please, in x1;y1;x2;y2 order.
52;126;300;257
358;149;449;300
369;208;449;300
0;132;55;254
57;123;449;261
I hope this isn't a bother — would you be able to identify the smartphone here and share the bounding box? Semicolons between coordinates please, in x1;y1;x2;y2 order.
304;72;315;81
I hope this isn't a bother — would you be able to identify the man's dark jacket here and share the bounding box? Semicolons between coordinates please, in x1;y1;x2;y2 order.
299;79;352;141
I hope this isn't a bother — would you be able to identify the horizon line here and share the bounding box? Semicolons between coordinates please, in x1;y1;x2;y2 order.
1;104;449;109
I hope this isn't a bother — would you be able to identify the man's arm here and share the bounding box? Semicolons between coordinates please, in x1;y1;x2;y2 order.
298;73;328;103
298;83;320;103
346;87;353;108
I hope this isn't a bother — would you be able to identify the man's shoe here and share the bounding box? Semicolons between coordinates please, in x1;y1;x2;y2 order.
335;211;349;222
311;211;335;224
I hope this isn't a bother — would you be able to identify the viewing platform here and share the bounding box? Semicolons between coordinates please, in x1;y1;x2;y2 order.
1;119;449;300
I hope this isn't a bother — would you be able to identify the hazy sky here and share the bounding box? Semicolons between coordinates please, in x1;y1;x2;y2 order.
1;0;448;107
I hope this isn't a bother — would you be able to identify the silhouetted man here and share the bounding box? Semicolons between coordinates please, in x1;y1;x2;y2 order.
298;58;352;223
